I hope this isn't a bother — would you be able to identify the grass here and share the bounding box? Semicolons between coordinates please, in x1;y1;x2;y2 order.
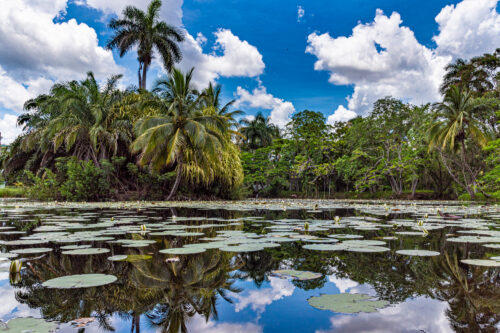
0;187;25;198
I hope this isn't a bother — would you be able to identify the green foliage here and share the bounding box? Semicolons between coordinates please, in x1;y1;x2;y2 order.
0;187;25;198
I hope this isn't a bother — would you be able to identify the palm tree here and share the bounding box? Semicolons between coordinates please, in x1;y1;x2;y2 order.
131;68;227;200
239;112;280;150
428;85;492;198
106;0;184;90
44;72;132;164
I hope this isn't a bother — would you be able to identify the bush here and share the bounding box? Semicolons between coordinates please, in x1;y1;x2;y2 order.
24;169;60;200
0;187;25;198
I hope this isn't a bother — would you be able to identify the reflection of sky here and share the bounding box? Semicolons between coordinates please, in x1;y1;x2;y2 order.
0;264;40;321
316;297;452;333
0;265;457;333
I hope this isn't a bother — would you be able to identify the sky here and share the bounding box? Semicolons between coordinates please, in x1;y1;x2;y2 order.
0;0;500;144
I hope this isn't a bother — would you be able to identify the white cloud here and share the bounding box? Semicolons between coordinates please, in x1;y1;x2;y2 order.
297;6;305;22
178;29;265;88
306;9;450;117
231;276;295;314
235;86;295;128
307;0;500;121
434;0;500;59
0;0;121;81
0;114;23;145
326;105;357;125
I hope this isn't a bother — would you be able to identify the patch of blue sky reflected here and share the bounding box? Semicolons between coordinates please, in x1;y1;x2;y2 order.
0;263;41;321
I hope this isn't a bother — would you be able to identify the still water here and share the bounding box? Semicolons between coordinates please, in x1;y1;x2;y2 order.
0;199;499;333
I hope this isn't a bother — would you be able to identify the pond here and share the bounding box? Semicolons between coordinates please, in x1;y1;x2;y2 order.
0;199;499;333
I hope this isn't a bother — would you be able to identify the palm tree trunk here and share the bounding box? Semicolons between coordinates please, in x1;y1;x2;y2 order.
167;154;183;200
141;63;148;90
138;62;143;89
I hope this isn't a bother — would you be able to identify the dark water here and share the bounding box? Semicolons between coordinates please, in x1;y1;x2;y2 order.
0;201;499;333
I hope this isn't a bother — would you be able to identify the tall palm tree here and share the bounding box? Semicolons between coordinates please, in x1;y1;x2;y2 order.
239;112;280;150
131;68;227;200
428;85;492;198
106;0;184;90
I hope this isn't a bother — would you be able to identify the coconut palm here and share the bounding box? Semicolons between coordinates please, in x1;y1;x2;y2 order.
131;68;227;200
239;112;280;150
44;72;132;164
428;85;492;198
106;0;184;90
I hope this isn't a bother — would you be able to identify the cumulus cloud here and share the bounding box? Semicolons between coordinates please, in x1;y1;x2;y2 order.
0;0;123;143
177;29;264;88
306;9;449;116
434;0;500;59
0;0;120;81
327;274;359;293
307;0;500;121
185;314;263;333
297;6;305;22
326;105;357;125
235;86;296;127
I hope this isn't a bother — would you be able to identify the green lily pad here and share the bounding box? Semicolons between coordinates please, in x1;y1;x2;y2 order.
62;248;110;255
1;317;57;333
0;253;19;259
460;259;500;267
108;255;128;261
272;269;322;280
219;244;264;252
303;244;347;251
308;293;389;313
42;274;117;288
160;247;206;255
396;249;440;257
10;248;53;254
60;245;92;250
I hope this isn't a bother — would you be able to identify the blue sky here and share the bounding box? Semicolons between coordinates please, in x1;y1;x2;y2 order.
0;0;499;143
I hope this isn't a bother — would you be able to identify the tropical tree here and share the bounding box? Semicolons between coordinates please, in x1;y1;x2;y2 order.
428;86;493;198
131;68;229;200
239;112;280;150
107;0;184;89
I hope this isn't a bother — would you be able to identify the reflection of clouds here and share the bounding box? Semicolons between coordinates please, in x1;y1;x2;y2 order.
327;275;359;293
0;270;40;320
185;314;263;333
232;276;295;314
316;297;452;333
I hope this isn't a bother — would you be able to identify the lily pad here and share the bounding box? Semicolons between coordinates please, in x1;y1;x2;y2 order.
460;259;500;267
308;293;389;313
160;247;206;255
42;274;117;288
396;249;440;257
10;248;53;254
1;317;57;333
272;269;322;280
62;248;110;255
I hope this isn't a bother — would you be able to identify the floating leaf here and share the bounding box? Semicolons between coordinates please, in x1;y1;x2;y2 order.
42;274;117;288
62;248;110;255
308;293;389;313
460;259;500;267
272;269;322;280
10;248;52;254
396;249;440;257
1;317;57;333
160;247;206;255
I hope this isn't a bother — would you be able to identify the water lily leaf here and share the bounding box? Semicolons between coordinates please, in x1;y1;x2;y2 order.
272;269;322;280
10;248;52;254
302;244;347;251
308;293;389;313
60;245;92;250
160;247;206;255
0;253;19;259
107;255;128;261
219;244;264;252
1;317;57;333
42;274;117;288
460;259;500;267
62;248;110;255
396;249;440;256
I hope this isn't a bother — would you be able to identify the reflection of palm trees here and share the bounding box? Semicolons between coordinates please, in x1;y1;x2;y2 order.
430;250;500;332
12;246;241;333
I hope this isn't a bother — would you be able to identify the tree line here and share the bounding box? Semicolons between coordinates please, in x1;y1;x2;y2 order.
0;0;499;201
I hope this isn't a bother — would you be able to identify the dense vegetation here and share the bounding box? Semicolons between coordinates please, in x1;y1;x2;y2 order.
0;0;499;201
